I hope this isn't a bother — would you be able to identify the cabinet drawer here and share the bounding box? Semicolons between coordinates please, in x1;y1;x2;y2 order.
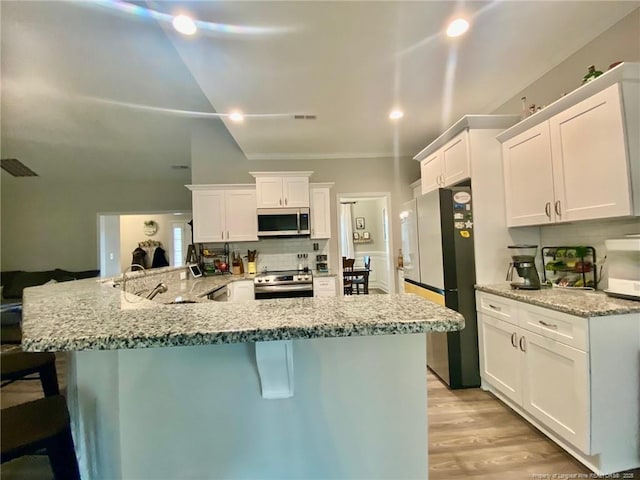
519;304;588;351
476;293;516;325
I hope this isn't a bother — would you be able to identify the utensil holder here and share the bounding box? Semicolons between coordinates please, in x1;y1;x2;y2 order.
248;262;257;274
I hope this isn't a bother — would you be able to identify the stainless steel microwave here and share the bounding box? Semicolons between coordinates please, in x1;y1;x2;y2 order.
257;208;310;237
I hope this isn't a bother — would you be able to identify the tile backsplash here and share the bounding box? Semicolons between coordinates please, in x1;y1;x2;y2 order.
205;238;330;273
540;217;639;289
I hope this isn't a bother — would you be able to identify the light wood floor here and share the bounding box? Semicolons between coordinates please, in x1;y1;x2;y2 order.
1;353;638;479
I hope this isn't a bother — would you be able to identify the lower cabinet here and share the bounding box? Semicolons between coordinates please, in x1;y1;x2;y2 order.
477;291;640;475
313;276;336;297
478;295;589;453
227;280;255;302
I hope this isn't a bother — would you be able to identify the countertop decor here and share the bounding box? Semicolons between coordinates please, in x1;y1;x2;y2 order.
475;284;640;317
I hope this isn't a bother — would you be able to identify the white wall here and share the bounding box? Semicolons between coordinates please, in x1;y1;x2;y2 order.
0;179;191;271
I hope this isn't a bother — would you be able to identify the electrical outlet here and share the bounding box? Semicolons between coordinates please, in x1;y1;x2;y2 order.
180;271;187;280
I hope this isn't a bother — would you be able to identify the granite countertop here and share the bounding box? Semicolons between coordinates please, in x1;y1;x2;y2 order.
476;284;640;317
21;270;464;352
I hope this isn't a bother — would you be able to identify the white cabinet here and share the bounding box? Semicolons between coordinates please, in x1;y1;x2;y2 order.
310;183;332;239
499;64;639;227
476;290;640;474
227;280;255;302
187;185;258;243
478;293;589;452
251;172;312;208
418;130;470;194
502;123;555;226
313;276;336;297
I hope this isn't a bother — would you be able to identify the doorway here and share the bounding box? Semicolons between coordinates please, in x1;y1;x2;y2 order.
97;211;191;277
336;192;394;294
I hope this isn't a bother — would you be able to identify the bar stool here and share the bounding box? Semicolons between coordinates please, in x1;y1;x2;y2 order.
1;395;81;480
1;351;59;396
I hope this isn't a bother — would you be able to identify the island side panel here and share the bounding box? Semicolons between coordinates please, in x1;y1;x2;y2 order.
68;350;122;480
113;333;427;479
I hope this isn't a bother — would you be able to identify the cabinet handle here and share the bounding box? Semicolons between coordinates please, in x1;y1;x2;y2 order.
279;198;282;206
221;232;224;240
285;198;288;206
519;336;526;352
226;231;229;240
511;332;517;348
545;202;551;218
488;304;502;311
538;320;558;329
554;200;562;217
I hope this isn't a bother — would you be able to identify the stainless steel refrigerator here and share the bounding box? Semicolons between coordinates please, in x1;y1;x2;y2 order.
400;186;480;389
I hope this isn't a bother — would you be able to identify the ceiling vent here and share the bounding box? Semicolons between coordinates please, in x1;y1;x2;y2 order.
293;115;317;120
1;158;38;177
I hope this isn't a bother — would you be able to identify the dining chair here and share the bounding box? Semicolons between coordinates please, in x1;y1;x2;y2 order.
353;255;371;295
342;257;355;295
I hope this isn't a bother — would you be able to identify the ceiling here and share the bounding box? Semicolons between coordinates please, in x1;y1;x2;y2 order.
1;1;638;181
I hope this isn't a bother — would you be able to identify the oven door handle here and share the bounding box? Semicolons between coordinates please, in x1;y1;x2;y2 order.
254;284;313;293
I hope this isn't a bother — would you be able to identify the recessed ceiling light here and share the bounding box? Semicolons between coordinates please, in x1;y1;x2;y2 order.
229;111;244;122
446;18;469;37
173;14;197;35
389;110;404;120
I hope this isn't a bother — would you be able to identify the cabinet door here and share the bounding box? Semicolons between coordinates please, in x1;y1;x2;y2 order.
227;280;255;302
283;176;309;207
192;190;225;243
478;313;522;404
313;277;336;297
502;123;555;226
442;130;470;186
256;177;284;208
420;152;442;194
225;190;258;242
521;330;590;453
310;187;331;239
549;83;632;222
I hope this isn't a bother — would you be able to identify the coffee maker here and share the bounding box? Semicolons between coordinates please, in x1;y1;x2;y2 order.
506;245;541;290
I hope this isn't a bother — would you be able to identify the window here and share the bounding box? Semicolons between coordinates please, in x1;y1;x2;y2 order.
172;223;184;267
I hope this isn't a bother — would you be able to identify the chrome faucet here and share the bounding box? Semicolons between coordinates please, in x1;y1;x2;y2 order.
146;282;168;300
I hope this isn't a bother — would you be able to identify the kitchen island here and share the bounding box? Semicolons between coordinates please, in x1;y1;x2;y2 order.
22;267;464;479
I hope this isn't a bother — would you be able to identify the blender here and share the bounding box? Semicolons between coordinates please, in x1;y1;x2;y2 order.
506;245;541;290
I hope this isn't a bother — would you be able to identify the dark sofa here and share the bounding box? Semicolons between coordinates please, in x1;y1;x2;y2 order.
1;269;100;344
1;269;100;301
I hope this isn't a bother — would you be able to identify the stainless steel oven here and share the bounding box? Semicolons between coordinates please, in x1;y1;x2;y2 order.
254;270;313;299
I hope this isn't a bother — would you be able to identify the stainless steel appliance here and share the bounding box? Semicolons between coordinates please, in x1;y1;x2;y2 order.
400;186;480;389
605;235;640;300
257;208;310;237
506;244;541;290
254;270;313;299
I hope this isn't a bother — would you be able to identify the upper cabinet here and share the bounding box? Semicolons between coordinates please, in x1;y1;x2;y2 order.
414;116;521;196
310;183;333;239
498;62;639;227
186;185;258;243
418;131;470;194
250;172;313;208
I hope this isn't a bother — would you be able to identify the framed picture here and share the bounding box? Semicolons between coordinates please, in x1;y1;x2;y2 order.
355;217;365;230
363;231;370;240
353;232;360;240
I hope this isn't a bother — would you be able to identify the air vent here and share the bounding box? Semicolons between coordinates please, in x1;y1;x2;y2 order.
170;165;190;170
293;115;317;120
1;158;38;177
